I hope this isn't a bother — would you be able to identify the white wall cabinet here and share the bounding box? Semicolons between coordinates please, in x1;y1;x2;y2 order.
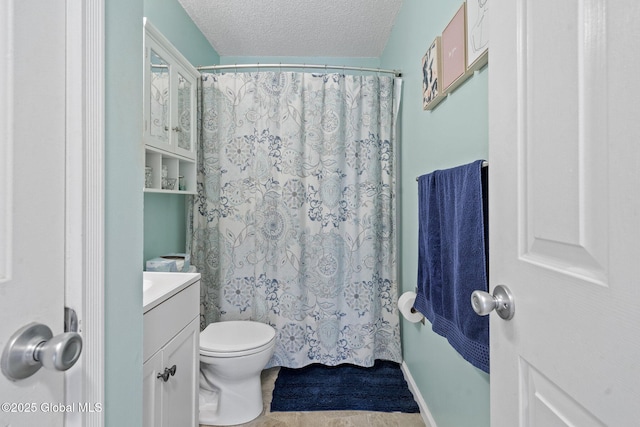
143;18;199;194
143;277;200;427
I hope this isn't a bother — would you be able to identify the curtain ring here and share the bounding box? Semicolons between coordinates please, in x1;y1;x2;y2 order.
234;63;237;74
279;62;282;73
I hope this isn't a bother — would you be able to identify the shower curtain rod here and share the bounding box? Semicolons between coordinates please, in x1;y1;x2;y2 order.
415;161;488;181
197;63;402;77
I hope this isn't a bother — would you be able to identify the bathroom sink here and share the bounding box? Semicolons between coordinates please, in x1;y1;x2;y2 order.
143;271;201;313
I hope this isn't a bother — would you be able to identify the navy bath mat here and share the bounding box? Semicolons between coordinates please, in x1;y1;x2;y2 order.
270;360;420;413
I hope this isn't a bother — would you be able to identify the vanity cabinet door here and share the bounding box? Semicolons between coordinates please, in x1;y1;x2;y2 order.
143;351;163;427
162;317;199;427
143;321;198;427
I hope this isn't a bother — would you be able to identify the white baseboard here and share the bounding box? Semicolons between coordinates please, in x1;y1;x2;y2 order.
401;361;438;427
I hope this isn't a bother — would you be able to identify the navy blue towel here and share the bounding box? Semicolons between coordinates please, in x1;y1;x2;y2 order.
414;160;489;373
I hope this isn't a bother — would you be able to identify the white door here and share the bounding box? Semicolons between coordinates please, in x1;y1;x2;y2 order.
0;1;70;425
489;0;640;425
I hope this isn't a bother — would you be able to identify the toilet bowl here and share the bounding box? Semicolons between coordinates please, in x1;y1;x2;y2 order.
199;320;276;426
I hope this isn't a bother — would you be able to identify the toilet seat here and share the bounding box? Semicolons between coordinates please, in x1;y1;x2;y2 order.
200;321;276;358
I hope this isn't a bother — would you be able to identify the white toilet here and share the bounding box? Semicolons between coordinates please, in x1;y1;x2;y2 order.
199;320;276;426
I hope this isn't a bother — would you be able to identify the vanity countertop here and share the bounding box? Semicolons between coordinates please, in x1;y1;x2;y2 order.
143;271;200;313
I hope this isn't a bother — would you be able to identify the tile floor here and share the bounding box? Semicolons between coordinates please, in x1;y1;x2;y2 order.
201;367;427;427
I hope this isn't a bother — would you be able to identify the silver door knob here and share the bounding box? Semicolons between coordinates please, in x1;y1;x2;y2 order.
471;285;515;320
1;322;83;381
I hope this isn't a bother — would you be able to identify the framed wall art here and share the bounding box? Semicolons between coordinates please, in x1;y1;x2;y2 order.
441;4;470;93
466;0;489;70
422;36;444;110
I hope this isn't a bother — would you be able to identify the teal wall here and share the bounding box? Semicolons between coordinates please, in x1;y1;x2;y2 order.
380;1;490;427
105;0;144;425
144;193;187;261
142;0;219;266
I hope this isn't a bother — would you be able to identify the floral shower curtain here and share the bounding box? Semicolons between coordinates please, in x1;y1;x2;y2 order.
190;71;402;368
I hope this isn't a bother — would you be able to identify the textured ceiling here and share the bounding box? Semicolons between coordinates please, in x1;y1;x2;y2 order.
177;0;403;58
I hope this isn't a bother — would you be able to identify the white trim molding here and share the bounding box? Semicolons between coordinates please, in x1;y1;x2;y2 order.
0;0;13;284
401;361;438;427
65;1;105;426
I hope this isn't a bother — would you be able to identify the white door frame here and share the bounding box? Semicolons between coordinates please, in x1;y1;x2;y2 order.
65;1;105;426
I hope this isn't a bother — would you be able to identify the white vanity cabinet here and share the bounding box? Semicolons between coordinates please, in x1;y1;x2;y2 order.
143;273;200;427
143;18;199;194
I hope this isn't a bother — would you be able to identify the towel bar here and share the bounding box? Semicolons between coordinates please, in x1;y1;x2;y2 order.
415;161;488;181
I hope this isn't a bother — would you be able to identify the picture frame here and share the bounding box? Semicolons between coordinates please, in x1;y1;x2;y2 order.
422;36;444;110
441;4;470;93
466;0;489;71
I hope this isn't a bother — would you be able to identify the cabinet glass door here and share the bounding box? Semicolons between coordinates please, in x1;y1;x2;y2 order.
149;49;170;146
175;72;193;156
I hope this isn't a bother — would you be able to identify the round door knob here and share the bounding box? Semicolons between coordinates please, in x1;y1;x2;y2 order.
1;322;83;381
471;285;515;320
34;332;83;372
471;291;497;316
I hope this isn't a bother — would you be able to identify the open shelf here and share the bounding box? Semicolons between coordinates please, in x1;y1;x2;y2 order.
144;148;197;195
